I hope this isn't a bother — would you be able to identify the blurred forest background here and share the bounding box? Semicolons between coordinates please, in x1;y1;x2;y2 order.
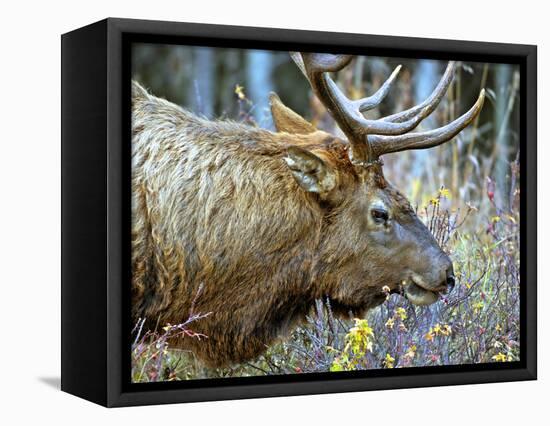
132;43;519;208
131;44;521;381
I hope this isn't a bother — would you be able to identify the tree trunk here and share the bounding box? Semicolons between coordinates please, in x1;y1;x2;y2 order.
193;48;215;118
246;50;274;129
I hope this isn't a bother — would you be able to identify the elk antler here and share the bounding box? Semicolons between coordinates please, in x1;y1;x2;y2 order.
291;52;485;166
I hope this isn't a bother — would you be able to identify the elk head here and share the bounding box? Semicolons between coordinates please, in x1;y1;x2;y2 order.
272;53;485;309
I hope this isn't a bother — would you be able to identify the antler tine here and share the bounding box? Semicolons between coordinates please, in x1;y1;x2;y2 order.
294;53;401;113
357;65;402;112
297;53;453;140
380;62;456;123
291;52;484;164
290;52;307;78
369;89;485;157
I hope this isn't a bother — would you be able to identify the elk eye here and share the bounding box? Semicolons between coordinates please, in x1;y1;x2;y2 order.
371;208;389;224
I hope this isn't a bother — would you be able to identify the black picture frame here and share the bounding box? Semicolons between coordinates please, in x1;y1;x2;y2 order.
61;17;537;407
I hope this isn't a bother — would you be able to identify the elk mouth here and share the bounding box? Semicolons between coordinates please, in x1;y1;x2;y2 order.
401;275;446;306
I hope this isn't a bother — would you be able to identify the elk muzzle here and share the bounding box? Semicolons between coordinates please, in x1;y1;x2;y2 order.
402;255;455;306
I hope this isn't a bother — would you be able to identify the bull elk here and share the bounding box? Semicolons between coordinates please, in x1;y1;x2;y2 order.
131;52;484;367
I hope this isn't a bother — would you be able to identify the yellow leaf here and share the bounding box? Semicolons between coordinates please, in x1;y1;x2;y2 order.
404;345;416;359
395;307;407;321
330;360;344;372
492;352;507;362
234;84;246;100
439;187;451;199
441;324;452;336
383;353;395;368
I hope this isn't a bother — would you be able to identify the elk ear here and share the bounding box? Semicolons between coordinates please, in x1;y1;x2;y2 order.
284;146;337;195
269;92;317;134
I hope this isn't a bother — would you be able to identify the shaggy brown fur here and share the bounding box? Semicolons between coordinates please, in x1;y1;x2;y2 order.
131;81;451;367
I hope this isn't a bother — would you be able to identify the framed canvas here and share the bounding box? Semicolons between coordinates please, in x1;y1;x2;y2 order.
61;18;537;407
